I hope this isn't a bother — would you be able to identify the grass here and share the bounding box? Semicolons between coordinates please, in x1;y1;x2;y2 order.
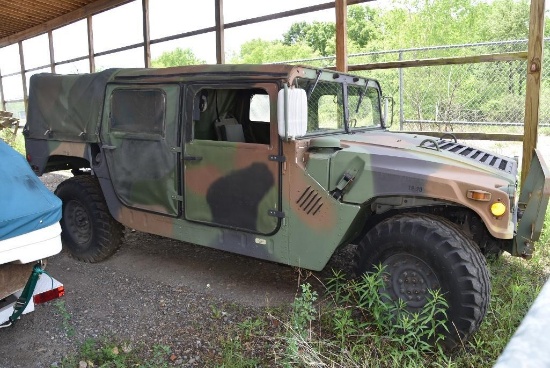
55;338;172;368
0;128;25;154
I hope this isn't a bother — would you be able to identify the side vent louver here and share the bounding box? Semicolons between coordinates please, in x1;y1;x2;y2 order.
297;186;324;216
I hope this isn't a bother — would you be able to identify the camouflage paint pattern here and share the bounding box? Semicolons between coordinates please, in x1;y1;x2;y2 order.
24;64;549;270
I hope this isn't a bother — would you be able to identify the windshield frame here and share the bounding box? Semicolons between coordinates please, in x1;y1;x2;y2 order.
294;70;384;138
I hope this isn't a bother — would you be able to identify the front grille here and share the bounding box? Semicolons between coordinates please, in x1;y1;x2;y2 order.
436;139;517;174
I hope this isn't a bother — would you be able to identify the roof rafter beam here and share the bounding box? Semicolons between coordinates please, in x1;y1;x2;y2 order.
0;0;133;47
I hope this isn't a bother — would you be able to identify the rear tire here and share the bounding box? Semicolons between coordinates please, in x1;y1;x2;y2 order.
55;175;124;262
354;213;490;350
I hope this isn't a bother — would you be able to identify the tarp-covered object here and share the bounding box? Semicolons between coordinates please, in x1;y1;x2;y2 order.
26;69;118;142
0;141;61;241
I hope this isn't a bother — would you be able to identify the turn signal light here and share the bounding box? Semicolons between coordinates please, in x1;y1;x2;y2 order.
467;190;491;202
490;202;507;217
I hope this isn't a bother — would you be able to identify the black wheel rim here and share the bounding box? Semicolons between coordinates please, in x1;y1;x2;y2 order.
64;199;92;246
382;253;440;309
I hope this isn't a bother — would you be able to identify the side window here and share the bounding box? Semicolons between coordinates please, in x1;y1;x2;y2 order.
250;94;270;122
111;89;165;135
192;87;270;144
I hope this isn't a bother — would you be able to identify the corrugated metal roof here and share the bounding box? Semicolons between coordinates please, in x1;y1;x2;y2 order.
0;0;97;40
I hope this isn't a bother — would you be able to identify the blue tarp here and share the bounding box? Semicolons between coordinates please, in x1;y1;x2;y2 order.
0;141;61;241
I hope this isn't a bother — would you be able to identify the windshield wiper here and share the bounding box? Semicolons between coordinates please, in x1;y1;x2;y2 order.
307;70;323;99
355;83;370;113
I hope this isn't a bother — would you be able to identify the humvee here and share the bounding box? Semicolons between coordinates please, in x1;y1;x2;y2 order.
24;65;549;346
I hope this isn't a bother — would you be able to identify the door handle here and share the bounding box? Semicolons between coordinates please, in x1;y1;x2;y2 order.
183;155;203;161
102;145;116;150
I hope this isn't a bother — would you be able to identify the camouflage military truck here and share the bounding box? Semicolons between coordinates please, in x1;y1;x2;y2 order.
24;65;549;347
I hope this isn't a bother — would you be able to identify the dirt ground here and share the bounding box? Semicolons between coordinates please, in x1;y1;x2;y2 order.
0;173;311;367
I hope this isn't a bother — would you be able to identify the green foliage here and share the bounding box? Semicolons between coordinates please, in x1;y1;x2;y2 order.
0;129;25;154
280;267;450;367
216;338;260;368
57;338;171;368
290;283;318;337
230;39;317;64
282;5;380;56
151;47;205;68
54;300;75;337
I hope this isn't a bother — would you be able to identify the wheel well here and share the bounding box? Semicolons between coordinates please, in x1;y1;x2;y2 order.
355;205;508;256
44;155;90;173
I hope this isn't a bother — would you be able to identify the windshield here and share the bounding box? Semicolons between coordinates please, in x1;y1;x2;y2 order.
296;77;382;136
348;84;382;130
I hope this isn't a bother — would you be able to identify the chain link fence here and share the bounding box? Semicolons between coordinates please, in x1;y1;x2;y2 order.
279;39;550;135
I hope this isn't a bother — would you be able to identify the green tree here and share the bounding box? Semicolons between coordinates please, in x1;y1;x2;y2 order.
151;47;205;68
283;5;381;56
231;39;318;64
347;6;381;48
283;21;336;56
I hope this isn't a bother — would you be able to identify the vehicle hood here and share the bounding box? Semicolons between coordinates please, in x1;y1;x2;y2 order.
337;130;518;181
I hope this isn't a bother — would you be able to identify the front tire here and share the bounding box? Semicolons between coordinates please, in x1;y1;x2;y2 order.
55;175;124;262
354;213;490;349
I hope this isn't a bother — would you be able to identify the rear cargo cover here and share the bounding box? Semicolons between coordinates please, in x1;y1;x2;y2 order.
26;69;118;142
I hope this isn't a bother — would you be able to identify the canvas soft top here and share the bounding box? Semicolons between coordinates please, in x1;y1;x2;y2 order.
26;69;119;142
0;141;61;241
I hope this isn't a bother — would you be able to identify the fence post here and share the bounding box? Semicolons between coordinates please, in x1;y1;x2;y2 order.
399;51;404;130
521;0;545;184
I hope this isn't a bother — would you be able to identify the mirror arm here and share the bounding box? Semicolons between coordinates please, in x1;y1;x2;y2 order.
284;84;289;141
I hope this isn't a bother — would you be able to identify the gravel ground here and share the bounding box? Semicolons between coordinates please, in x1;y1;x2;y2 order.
0;173;317;368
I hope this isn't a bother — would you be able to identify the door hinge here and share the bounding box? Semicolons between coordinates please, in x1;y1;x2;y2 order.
269;155;286;163
268;209;285;218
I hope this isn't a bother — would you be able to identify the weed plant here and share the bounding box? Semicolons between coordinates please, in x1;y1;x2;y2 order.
279;266;450;367
0;128;25;153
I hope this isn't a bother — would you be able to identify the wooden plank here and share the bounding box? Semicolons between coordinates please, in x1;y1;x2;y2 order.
335;0;347;72
87;16;95;73
223;0;373;29
18;41;28;121
215;0;225;64
521;0;545;184
142;0;151;68
48;30;55;73
0;0;133;47
401;131;524;142
0;66;5;111
338;52;528;71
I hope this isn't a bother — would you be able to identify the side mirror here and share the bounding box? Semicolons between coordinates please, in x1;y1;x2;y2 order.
383;96;394;128
277;87;307;140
